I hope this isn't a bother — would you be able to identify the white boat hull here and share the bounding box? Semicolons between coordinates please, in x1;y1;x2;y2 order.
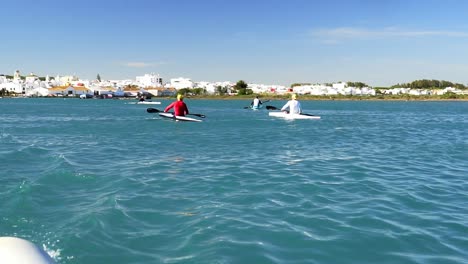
250;105;263;110
269;112;320;120
0;237;55;264
158;113;202;122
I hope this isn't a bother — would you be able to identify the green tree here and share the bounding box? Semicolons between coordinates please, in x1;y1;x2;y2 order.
441;92;459;99
347;82;368;88
237;88;253;95
291;83;311;87
216;85;227;95
177;88;191;96
234;80;248;88
97;74;101;82
391;79;466;89
233;80;248;94
192;88;206;95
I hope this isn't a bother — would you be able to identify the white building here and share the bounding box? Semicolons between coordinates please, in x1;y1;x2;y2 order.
70;81;88;87
361;87;376;96
57;75;78;84
170;77;194;89
136;73;163;87
0;81;23;94
247;83;287;94
25;73;39;83
333;82;347;90
13;70;21;80
195;81;217;94
25;87;49;97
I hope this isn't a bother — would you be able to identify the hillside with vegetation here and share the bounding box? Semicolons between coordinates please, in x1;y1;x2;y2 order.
390;79;466;89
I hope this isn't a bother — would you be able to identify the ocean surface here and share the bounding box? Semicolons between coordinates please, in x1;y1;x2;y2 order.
1;98;467;264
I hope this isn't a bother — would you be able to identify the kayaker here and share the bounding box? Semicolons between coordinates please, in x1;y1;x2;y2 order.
250;96;263;109
281;93;302;114
164;94;189;116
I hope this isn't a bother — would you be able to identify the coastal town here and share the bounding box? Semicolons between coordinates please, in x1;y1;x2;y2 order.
0;70;467;99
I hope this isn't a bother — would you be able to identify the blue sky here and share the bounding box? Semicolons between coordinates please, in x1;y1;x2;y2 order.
2;0;468;86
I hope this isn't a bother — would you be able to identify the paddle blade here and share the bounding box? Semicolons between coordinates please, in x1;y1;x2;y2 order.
146;108;160;113
266;105;279;110
190;113;206;118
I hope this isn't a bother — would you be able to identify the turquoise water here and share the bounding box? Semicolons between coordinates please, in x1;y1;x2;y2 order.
1;98;467;263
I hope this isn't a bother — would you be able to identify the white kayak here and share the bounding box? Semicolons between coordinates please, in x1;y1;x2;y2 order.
158;113;202;122
250;104;263;110
269;112;320;120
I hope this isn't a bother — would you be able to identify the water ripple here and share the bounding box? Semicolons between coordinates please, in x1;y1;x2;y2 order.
1;99;468;263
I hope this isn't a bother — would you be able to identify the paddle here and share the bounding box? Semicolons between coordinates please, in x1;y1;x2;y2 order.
266;105;280;110
146;107;160;113
146;108;206;118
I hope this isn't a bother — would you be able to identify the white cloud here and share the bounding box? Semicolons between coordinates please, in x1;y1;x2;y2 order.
311;27;468;42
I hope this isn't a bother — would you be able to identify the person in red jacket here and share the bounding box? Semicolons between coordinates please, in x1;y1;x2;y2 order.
164;94;189;116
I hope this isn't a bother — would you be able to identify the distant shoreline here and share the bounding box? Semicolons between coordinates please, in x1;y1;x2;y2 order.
155;95;468;101
2;95;468;101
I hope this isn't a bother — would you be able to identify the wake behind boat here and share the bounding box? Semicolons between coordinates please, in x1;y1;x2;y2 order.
269;112;320;120
127;101;161;105
128;101;161;105
137;101;161;105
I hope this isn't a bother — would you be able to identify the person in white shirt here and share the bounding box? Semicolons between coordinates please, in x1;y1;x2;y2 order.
250;96;263;109
281;93;302;114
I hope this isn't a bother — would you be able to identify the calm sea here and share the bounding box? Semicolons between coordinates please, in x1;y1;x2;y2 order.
1;98;467;264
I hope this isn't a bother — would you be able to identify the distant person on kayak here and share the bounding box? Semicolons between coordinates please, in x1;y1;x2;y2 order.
164;94;189;116
250;96;263;108
139;95;145;102
281;93;302;114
